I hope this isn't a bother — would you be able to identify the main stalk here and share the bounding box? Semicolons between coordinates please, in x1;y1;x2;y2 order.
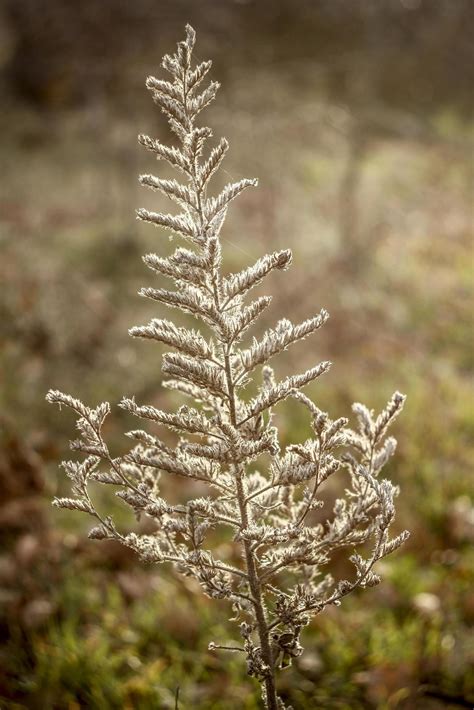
235;468;279;710
217;290;279;710
186;70;279;707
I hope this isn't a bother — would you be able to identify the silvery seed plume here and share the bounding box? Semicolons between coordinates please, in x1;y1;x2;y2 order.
47;25;408;710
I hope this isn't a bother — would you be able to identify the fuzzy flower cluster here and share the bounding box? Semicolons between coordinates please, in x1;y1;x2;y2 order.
47;26;408;710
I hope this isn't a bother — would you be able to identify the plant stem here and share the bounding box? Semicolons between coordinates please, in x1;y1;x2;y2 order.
235;468;279;710
209;260;278;709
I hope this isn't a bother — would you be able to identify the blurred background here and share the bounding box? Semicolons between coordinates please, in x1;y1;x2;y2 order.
0;1;473;707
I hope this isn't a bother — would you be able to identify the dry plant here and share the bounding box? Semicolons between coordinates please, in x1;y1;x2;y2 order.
47;26;409;709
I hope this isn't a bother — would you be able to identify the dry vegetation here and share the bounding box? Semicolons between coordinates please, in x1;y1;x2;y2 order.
0;2;473;708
